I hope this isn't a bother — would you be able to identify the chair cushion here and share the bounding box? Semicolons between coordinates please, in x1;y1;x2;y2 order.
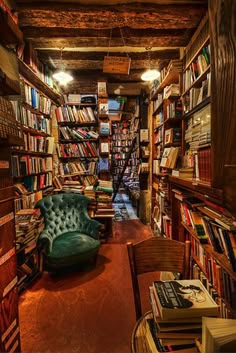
46;232;100;267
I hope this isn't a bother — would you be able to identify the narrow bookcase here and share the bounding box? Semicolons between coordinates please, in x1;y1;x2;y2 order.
0;9;23;352
55;98;99;188
150;59;182;237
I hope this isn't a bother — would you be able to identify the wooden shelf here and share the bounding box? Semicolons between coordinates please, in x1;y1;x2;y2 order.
11;149;52;156
21;125;50;137
152;100;163;116
0;9;23;45
183;96;211;118
169;175;223;203
164;117;182;125
14;170;52;178
57;121;98;127
151;70;180;100
18;59;62;105
59;138;98;143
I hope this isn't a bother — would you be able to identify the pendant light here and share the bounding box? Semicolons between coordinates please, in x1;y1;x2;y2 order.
141;47;160;82
52;48;73;85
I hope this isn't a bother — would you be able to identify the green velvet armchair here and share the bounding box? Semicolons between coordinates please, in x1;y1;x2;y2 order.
35;193;102;271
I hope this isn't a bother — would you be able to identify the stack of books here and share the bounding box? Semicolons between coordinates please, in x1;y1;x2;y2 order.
148;279;218;351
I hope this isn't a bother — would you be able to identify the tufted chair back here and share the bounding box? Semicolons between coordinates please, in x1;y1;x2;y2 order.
35;193;100;245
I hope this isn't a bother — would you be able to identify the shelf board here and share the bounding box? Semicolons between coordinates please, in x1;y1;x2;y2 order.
183;96;211;118
59;138;98;143
18;59;62;105
60;156;99;159
13;170;52;178
164;117;182;125
0;9;23;45
57;121;98;127
152;100;163;116
11;149;52;156
21;125;50;137
151;70;180;100
169;175;223;203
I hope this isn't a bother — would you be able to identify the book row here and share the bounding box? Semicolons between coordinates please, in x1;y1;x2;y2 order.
21;80;52;115
59;126;98;140
20;173;53;192
22;134;54;153
55;105;96;123
58;160;97;177
183;44;210;92
11;155;52;177
57;142;98;158
11;101;51;134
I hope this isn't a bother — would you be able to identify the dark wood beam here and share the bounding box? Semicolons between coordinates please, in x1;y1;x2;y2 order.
38;49;180;61
16;3;207;30
29;36;189;48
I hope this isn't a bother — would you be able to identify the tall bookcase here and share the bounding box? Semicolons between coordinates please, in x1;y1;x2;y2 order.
55;96;99;188
0;7;23;353
9;46;62;292
150;13;236;319
150;59;183;237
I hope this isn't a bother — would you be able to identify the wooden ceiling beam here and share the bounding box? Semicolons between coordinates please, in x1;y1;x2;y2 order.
28;36;189;48
16;3;207;29
38;49;180;61
21;26;194;39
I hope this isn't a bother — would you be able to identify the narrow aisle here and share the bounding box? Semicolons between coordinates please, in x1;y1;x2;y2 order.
19;219;154;353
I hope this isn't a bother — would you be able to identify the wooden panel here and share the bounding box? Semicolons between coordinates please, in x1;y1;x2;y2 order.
0;255;17;299
209;0;236;217
0;199;15;256
0;288;20;353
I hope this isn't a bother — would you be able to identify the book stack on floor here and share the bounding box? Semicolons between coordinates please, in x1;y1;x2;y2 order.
15;208;44;253
147;279;218;352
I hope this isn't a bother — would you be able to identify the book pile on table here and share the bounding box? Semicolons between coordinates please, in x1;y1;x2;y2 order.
147;279;218;352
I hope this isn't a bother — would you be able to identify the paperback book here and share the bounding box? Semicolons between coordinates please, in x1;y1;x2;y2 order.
153;279;218;320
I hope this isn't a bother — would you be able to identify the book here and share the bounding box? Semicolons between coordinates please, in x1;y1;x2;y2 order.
202;317;236;353
153;279;218;320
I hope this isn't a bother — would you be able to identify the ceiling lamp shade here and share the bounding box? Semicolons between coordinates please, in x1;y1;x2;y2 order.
141;69;160;82
52;71;73;85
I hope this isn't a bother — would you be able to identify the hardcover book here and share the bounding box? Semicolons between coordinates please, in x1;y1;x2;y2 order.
153;279;218;320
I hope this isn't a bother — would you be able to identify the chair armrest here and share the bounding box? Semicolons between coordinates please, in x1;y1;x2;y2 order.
82;216;102;240
37;230;53;254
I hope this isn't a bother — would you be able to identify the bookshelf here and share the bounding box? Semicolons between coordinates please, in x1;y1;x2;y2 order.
55;97;99;188
0;7;22;352
8;43;64;293
150;60;182;237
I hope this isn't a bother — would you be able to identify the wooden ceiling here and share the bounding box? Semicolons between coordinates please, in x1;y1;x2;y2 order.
14;0;208;94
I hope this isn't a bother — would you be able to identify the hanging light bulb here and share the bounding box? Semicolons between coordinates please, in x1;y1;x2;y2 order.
141;69;160;81
141;47;160;82
52;48;73;85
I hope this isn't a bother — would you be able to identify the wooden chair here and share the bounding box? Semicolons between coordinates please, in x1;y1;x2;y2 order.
127;237;191;320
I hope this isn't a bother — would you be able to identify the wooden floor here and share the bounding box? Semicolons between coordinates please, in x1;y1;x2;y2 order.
19;219;156;353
